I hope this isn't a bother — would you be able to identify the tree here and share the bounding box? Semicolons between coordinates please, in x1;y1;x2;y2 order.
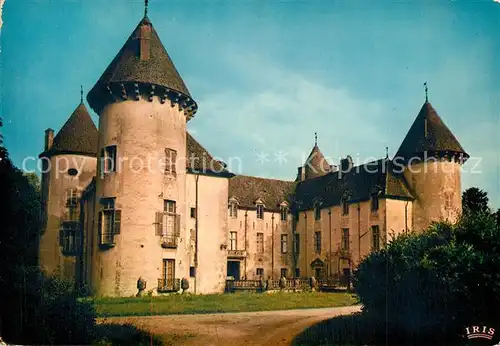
462;187;489;215
23;172;40;192
353;212;500;344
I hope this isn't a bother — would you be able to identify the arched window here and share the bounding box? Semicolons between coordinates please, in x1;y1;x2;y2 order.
342;198;349;216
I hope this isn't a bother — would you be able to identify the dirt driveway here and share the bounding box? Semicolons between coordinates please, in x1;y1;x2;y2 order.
99;305;361;346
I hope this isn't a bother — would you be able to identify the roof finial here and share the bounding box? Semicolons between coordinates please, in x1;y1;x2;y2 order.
424;81;428;102
80;85;83;104
144;0;149;17
385;146;389;159
314;132;318;146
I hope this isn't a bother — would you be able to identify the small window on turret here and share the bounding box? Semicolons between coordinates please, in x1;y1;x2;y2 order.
101;145;117;175
165;148;177;177
371;193;379;212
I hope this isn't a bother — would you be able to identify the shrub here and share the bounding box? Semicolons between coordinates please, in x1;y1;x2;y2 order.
353;212;500;344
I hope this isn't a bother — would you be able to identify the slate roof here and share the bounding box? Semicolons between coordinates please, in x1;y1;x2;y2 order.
87;15;193;112
229;175;296;212
39;103;98;158
303;144;332;179
186;132;232;176
395;101;468;160
294;159;413;211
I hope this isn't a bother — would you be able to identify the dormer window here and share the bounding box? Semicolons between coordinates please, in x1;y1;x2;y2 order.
229;197;238;218
280;202;288;222
341;197;349;216
314;204;321;221
371;193;379;212
256;203;264;219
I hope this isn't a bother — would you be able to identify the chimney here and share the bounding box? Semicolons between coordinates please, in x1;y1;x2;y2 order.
45;128;54;151
297;167;305;182
139;23;152;61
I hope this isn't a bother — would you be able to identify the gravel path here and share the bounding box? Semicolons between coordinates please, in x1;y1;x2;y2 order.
99;305;361;346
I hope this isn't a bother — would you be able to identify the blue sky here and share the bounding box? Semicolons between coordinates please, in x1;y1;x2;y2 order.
1;0;499;208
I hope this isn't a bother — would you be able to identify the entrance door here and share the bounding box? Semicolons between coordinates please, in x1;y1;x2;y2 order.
162;259;175;289
227;261;240;280
342;268;350;287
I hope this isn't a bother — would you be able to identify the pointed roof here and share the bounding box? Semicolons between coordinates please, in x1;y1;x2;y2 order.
395;101;468;160
87;15;193;112
39;103;98;158
303;144;332;180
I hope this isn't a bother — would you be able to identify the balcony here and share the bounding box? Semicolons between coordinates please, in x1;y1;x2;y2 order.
157;278;180;293
227;249;247;258
160;234;178;249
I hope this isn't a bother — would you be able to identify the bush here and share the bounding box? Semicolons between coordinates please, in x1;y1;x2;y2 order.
353;212;500;344
5;268;97;345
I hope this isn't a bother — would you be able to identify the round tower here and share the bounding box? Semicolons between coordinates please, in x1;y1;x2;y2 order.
87;10;197;296
38;95;98;282
395;98;469;232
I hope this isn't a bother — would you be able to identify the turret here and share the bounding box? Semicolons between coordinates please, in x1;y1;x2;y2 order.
394;86;469;231
87;5;196;296
297;133;332;181
38;90;98;282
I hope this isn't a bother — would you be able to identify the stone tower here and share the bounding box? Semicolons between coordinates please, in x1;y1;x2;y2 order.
39;99;98;281
395;100;468;232
86;12;197;296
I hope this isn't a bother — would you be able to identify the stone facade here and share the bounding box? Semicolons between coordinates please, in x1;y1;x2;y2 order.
39;9;469;296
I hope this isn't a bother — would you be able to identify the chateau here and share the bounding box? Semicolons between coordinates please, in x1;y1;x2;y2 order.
38;8;469;296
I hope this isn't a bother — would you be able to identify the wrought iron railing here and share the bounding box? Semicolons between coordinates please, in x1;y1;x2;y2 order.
160;234;178;249
157;278;181;292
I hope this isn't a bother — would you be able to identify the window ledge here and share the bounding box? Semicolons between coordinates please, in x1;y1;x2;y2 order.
99;243;115;250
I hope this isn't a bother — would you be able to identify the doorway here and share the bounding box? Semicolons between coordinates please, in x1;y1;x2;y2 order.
227;261;241;280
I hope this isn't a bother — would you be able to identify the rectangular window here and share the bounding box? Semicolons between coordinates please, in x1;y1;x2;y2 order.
159;259;176;291
295;268;301;278
230;231;237;251
101;145;117;175
314;231;321;253
294;233;300;254
60;221;79;255
341;228;350;250
165;148;177;177
281;234;288;254
281;268;288;278
190;207;196;218
315;206;321;221
257;232;264;253
256;268;264;277
66;189;80;221
163;200;178;238
229;202;238;218
372;225;380;251
189;266;196;278
371;194;379;212
256;204;264;219
342;200;349;216
280;206;288;221
98;198;120;246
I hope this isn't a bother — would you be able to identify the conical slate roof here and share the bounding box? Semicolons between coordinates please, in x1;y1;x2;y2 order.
304;144;331;180
40;103;98;157
87;15;193;113
395;101;468;160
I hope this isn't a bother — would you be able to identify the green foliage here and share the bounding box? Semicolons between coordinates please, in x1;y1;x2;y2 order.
462;187;490;215
94;292;358;317
353;212;500;344
23;172;41;192
0;140;97;344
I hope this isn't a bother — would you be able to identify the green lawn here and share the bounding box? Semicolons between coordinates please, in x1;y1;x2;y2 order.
92;292;358;317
